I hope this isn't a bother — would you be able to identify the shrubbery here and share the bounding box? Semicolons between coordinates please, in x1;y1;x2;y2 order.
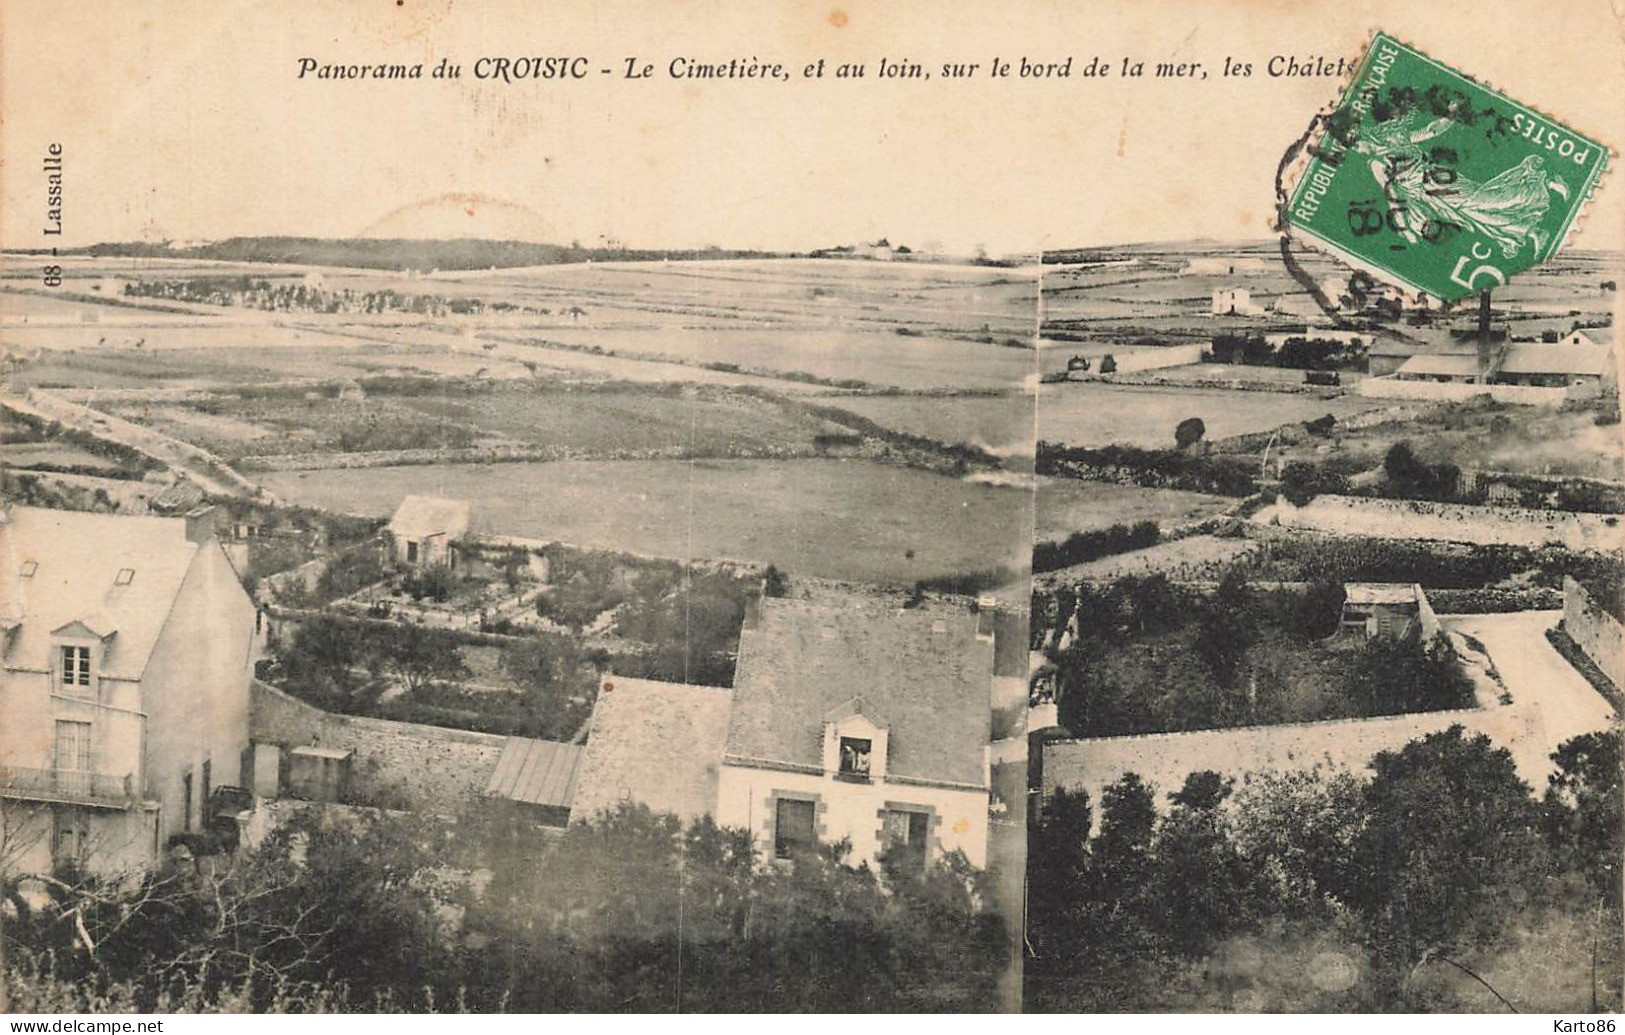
1033;521;1159;573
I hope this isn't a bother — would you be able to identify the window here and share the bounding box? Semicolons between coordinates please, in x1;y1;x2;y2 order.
53;809;90;869
182;771;193;832
60;645;92;690
54;720;92;771
19;560;37;578
838;737;872;779
405;540;419;563
114;568;135;586
202;759;212;818
774;797;817;859
881;808;930;868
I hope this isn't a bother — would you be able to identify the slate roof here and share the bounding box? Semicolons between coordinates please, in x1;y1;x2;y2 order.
1343;583;1421;606
570;676;733;823
485;737;583;808
1395;353;1480;378
1499;343;1613;377
726;598;993;788
387;495;471;540
0;507;202;680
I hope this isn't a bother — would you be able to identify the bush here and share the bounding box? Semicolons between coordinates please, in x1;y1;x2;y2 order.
1034;521;1159;573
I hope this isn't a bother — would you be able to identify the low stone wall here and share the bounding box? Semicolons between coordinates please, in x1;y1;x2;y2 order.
1564;576;1625;690
1262;495;1625;552
249;680;506;810
1107;343;1209;373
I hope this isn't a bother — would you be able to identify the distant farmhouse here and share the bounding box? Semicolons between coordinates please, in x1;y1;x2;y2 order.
388;495;470;569
1392;341;1613;389
1211;287;1253;316
0;506;256;877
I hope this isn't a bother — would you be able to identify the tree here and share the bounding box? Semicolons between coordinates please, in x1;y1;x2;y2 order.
1152;771;1250;954
383;625;472;694
274;615;386;711
1347;726;1549;993
1174;417;1206;451
1231;767;1365;918
1542;729;1623;906
762;564;788;598
1194;571;1258;687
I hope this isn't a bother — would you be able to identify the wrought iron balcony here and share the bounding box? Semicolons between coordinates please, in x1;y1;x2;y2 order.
0;766;138;808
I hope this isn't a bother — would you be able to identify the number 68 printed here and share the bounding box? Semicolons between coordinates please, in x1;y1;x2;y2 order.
1450;242;1506;291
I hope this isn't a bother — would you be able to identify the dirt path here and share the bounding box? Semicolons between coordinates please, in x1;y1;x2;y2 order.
4;390;267;500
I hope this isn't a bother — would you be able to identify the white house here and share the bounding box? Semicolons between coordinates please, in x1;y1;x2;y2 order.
716;598;993;869
387;496;471;569
0;506;257;878
569;597;997;871
1211;287;1255;316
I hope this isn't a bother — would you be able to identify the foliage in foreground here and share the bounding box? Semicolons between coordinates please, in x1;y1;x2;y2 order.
1027;726;1624;1012
4;803;1005;1013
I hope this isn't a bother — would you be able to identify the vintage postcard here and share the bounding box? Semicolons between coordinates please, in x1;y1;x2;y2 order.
0;0;1621;1020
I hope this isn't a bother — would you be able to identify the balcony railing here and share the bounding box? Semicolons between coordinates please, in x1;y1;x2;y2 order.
0;766;137;808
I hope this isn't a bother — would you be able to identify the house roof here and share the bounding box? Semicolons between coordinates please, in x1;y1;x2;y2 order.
1344;583;1421;606
570;676;734;823
726;598;993;788
485;736;583;809
149;479;205;516
1563;328;1613;347
1395;353;1480;377
0;507;205;680
387;495;470;540
1498;343;1613;377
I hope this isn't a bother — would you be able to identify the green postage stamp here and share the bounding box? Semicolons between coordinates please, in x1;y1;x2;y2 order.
1285;31;1610;302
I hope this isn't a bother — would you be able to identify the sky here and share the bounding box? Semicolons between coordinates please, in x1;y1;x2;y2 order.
3;0;1622;256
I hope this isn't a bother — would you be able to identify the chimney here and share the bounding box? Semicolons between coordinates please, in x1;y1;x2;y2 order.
1475;290;1493;382
183;505;218;544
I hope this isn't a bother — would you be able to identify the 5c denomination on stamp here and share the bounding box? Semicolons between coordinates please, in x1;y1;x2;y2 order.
1285;32;1610;302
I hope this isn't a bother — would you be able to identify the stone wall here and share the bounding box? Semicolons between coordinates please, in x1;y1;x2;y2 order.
1262;495;1625;552
1564;576;1625;690
249;680;507;810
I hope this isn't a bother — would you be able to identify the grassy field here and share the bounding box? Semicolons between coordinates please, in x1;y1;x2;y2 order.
1038;382;1382;449
817;392;1035;454
0;442;131;474
1246;398;1625;481
105;383;902;463
505;326;1033;391
258;457;1032;585
1037;477;1232;540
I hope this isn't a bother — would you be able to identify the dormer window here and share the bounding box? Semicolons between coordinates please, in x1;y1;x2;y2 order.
823;698;888;783
839;737;872;780
61;645;92;691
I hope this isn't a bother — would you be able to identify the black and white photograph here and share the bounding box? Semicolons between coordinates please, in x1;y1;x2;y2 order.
0;0;1622;1021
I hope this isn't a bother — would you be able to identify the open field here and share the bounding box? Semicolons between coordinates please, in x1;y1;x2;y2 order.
105;383;847;463
816;392;1035;454
494;327;1033;391
0;442;130;474
1040;244;1616;347
1038;382;1382;449
1037;478;1232;540
1238;399;1625;481
259;457;1032;584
